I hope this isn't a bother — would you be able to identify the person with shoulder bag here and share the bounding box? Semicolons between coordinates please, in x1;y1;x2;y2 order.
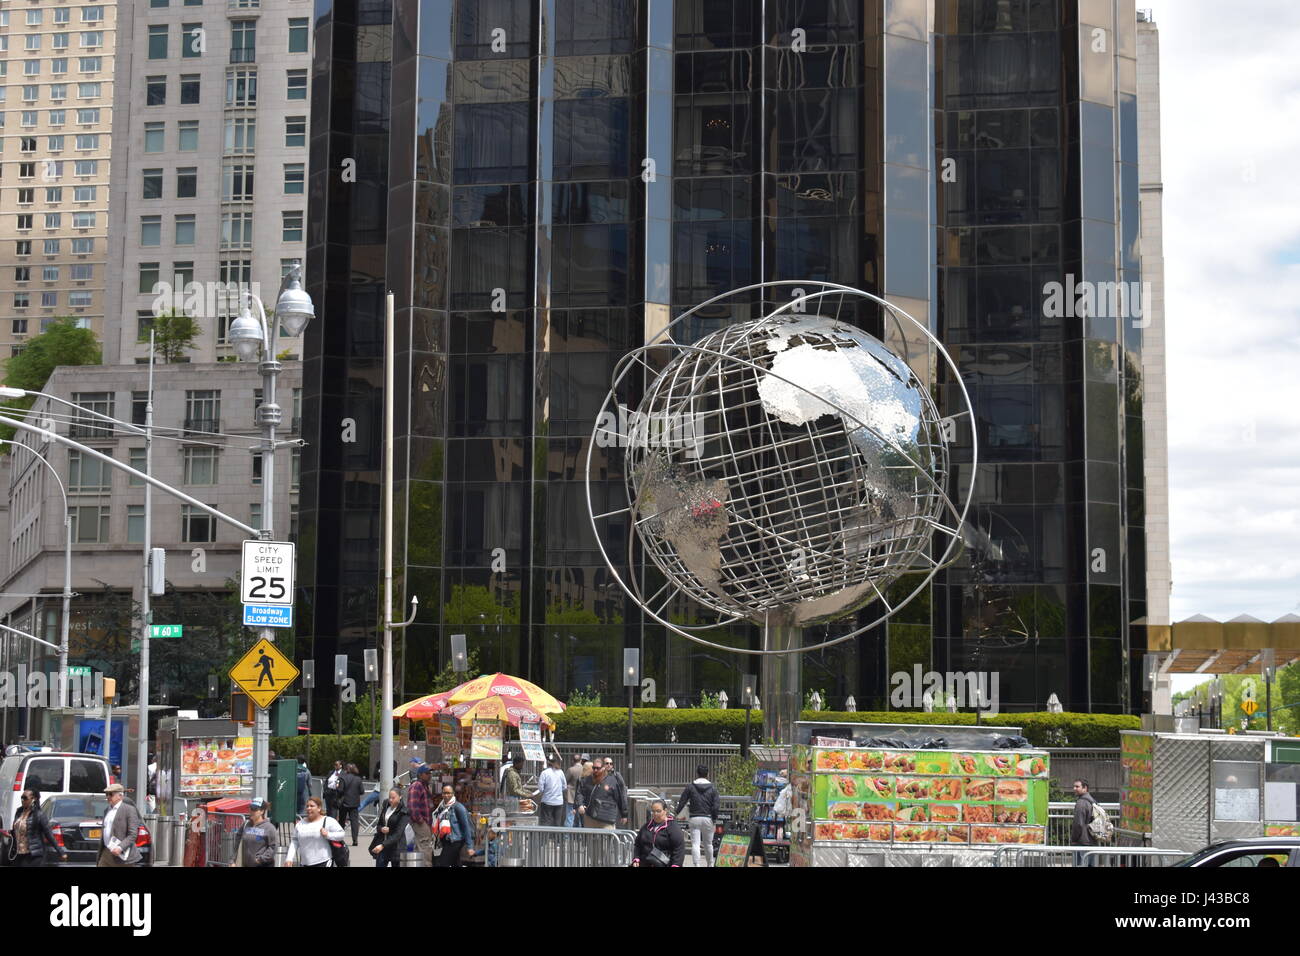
632;800;684;868
676;764;721;867
369;789;408;867
432;784;475;867
2;789;67;867
285;796;346;867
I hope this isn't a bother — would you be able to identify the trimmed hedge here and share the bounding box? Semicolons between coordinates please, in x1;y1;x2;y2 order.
276;710;1139;773
553;707;1139;748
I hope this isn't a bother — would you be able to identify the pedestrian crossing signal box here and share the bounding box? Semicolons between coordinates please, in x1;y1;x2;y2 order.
231;692;255;725
271;696;299;737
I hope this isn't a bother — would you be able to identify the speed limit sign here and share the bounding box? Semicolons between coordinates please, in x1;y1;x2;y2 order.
241;540;295;627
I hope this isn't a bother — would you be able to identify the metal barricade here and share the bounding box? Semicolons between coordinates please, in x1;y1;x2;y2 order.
204;811;247;867
490;824;636;868
993;844;1188;867
548;743;742;790
1045;748;1121;802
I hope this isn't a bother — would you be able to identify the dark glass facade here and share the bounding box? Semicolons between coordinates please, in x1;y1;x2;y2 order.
302;0;1148;716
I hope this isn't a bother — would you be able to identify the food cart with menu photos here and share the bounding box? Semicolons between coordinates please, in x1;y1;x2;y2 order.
155;717;252;818
1118;729;1300;852
788;720;1051;867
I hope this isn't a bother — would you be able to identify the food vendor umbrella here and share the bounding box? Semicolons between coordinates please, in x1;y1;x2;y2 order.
443;695;557;729
446;672;568;715
392;685;466;720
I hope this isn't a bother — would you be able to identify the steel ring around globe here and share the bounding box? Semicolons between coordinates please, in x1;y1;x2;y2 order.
585;282;977;656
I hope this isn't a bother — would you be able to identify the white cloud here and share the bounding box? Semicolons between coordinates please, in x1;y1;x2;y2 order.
1158;3;1300;621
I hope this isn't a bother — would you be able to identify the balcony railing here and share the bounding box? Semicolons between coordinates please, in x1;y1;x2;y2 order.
184;417;221;436
69;418;114;440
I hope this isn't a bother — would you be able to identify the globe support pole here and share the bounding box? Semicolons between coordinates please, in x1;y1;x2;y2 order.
761;614;802;746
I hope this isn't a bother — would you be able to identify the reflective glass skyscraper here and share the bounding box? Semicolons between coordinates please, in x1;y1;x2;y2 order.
301;0;1156;717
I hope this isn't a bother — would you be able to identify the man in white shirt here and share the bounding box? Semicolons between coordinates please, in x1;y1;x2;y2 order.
98;783;143;867
536;755;567;827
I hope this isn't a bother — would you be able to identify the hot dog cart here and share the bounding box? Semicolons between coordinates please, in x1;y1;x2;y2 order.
1118;729;1300;851
788;720;1051;867
155;717;252;817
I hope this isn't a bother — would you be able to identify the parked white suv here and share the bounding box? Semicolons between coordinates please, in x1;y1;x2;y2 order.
0;751;112;828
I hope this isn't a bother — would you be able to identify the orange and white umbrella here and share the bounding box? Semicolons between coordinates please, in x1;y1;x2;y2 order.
447;672;567;715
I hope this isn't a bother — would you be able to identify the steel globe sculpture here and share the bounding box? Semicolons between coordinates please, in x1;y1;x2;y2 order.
586;282;976;740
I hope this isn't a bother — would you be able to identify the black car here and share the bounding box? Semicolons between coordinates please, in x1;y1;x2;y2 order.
41;795;153;867
1172;837;1300;867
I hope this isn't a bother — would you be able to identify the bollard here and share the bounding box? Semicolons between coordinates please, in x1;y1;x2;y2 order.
399;850;426;868
171;814;187;868
275;844;289;868
147;814;168;863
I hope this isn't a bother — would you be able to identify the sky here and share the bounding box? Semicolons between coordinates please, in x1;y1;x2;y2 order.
1157;3;1300;623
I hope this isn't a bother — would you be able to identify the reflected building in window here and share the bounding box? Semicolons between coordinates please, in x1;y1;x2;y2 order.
301;0;1162;717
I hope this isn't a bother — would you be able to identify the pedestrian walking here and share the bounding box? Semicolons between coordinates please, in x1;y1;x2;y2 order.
337;763;364;846
324;760;343;818
601;756;625;787
2;789;66;866
369;789;408;867
676;764;721;868
536;755;567;827
285;796;346;867
97;783;144;867
631;800;684;868
237;798;278;868
565;754;586;827
296;757;311;816
432;784;475;867
1071;778;1097;866
578;758;627;830
574;760;595;827
407;765;435;865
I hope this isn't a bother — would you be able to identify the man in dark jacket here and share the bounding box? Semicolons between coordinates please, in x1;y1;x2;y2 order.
676;765;721;867
1071;778;1097;866
579;761;627;829
369;789;408;867
337;764;365;846
632;800;684;867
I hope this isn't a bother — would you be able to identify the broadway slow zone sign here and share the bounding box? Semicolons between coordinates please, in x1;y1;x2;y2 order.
241;539;295;627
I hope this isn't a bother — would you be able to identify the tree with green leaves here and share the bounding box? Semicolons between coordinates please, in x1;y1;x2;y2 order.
0;317;101;447
149;310;202;363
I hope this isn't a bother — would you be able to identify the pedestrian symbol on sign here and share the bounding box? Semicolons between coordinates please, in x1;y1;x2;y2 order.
256;648;276;687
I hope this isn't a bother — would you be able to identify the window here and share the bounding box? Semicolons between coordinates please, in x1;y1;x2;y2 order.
68;451;111;493
224;117;256;154
51;59;69;75
73;212;95;228
44;213;62;228
226;70;257;106
231;21;256;61
42;239;59;254
151;0;169;6
146;76;166;105
23;86;39;102
148;25;168;59
13;293;31;308
221;212;253;248
136;311;154;342
16;241;32;256
76;109;100;125
17;188;34;205
71;392;114;438
220;259;252;285
183;447;219;484
283;163;304;194
251;451;263;484
74;159;95;178
177;168;197;198
282;211;304;242
250;503;263;531
79;57;101;73
21;137;38;153
223;164;255;201
285;116;306;147
81;32;104;49
25;760;64;794
183;24;204;58
127;505;145;544
24;60;40;77
13;320;28;335
27;9;43;26
74;185;96;202
20;162;36;178
180;74;200;104
287;69;307;100
78;82;101;98
178;120;199;151
16;215;33;231
83;6;105;23
42;292;59;308
139;262;160;294
15;267;31;282
69;291;92;307
144;122;165;152
48;135;66;151
49;109;67;125
72;238;93;254
291;448;301;491
143;169;163;199
52;35;70;52
182;506;217;543
129;448;147;484
173;261;194;288
44;160;64;181
49;84;68;101
71;264;92;281
21;111;37;127
75;134;99;150
174;214;196;245
69;506;110;543
42;266;59;282
45;187;63;203
288;18;309;53
141;216;162;246
185;390;221;434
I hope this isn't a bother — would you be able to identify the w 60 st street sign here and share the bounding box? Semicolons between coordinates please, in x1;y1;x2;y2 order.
241;540;295;628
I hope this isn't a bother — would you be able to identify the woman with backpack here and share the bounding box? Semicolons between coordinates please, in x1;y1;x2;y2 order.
284;796;346;867
675;765;721;867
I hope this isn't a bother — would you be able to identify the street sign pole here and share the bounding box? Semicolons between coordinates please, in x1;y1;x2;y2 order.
241;539;296;800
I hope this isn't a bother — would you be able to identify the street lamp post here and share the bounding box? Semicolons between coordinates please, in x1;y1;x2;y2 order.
226;260;314;800
623;648;639;789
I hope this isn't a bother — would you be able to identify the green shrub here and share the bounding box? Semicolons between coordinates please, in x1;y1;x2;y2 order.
271;735;373;776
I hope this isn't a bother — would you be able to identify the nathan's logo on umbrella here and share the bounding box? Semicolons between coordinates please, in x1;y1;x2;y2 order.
507;706;541;721
491;685;524;697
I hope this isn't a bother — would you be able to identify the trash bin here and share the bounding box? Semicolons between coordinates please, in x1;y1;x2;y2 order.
400;851;426;867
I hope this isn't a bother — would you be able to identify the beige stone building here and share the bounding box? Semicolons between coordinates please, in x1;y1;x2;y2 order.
0;0;116;359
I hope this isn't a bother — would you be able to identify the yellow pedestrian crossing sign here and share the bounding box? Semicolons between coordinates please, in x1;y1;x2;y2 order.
229;638;299;709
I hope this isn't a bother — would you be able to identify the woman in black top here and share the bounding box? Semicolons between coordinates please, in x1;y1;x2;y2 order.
631;800;685;868
5;789;66;867
369;789;409;868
